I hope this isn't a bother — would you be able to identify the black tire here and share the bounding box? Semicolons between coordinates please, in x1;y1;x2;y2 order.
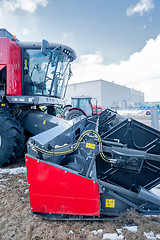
0;111;25;167
65;109;84;120
62;105;72;119
62;106;69;119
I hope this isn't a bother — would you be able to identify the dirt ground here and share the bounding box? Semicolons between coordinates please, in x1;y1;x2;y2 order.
1;167;160;240
1;113;160;240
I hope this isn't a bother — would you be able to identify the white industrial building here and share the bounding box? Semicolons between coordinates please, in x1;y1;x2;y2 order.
65;79;144;109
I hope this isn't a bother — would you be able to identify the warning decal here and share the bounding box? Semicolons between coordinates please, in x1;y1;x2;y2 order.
86;143;95;149
105;199;115;208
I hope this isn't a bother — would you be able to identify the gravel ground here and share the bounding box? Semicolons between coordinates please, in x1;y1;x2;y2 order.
1;113;160;240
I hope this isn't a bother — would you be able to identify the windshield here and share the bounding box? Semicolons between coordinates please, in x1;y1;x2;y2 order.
72;98;93;116
26;49;71;99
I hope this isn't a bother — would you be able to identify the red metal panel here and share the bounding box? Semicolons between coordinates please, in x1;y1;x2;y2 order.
0;38;7;64
0;64;6;71
0;38;22;95
7;40;22;95
26;155;100;216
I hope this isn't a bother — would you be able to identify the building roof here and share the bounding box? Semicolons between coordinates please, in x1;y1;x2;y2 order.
69;79;144;95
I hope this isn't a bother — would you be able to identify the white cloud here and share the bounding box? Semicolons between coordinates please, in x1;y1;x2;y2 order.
63;33;69;38
72;34;160;101
126;0;154;16
22;28;30;35
62;32;74;39
1;0;48;13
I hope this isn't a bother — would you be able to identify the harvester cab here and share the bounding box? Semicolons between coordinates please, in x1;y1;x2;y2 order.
0;29;76;166
0;29;76;106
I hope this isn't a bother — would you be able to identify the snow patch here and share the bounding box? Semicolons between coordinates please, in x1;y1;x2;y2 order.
25;189;29;194
150;187;160;198
18;179;26;183
102;233;124;240
0;184;7;188
144;231;160;239
123;225;138;233
116;229;122;234
144;231;156;239
0;178;9;182
117;109;146;116
143;185;160;218
20;197;25;201
91;229;103;235
0;167;26;175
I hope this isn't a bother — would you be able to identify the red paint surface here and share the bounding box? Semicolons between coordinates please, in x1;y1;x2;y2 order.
0;38;22;95
26;155;100;216
92;105;106;114
0;64;6;71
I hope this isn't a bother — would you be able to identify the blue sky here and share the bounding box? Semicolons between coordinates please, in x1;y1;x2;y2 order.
0;0;160;101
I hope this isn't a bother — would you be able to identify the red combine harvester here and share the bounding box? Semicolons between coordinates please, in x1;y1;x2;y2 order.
0;28;76;166
64;96;106;120
1;29;160;221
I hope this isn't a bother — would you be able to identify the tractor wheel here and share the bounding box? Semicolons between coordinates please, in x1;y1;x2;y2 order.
0;111;25;167
62;106;70;119
66;109;84;120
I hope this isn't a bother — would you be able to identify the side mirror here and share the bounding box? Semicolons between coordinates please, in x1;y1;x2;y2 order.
41;39;49;56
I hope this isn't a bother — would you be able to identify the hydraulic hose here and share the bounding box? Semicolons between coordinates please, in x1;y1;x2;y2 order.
29;130;116;163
